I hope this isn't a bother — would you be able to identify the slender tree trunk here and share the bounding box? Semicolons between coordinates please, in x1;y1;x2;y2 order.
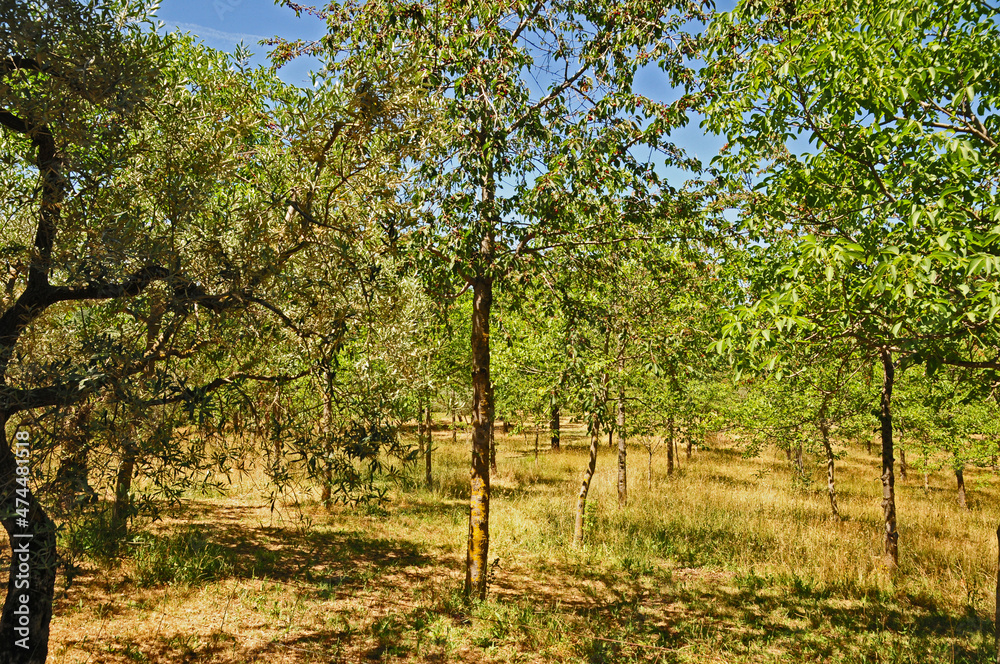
956;464;968;509
55;405;96;509
465;276;493;599
452;403;457;445
648;448;653;490
550;403;560;450
879;348;899;568
489;421;497;475
995;522;1000;664
320;388;333;508
686;422;693;460
617;382;627;506
534;425;539;462
899;446;908;481
924;472;930;494
819;413;840;520
0;420;57;664
573;422;599;546
425;402;433;490
667;417;675;476
417;402;426;456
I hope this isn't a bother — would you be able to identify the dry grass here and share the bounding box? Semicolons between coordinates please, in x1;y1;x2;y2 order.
34;420;1000;663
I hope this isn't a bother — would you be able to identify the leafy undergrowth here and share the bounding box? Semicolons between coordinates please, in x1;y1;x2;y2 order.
38;423;1000;663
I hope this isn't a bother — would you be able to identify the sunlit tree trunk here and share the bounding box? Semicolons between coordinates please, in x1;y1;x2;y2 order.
573;419;599;546
879;348;898;568
465;275;493;599
819;410;840;520
899;446;908;481
617;379;627;506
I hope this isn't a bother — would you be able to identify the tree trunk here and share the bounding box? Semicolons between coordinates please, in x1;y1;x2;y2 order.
54;405;96;509
995;522;1000;664
417;403;426;456
112;442;137;537
879;348;898;568
573;422;599;546
648;448;653;490
320;384;333;508
686;422;693;460
956;464;968;509
489;421;497;475
550;403;560;450
899;446;908;481
0;422;57;664
667;417;675;476
465;276;493;600
425;401;433;491
819;413;840;520
617;382;627;506
534;425;539;462
452;404;457;445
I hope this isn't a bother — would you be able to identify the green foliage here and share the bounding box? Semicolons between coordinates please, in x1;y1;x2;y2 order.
130;528;233;588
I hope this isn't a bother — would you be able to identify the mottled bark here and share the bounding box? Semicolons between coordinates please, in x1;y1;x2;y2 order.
573;423;599;546
465;276;493;599
550;403;560;450
879;348;898;568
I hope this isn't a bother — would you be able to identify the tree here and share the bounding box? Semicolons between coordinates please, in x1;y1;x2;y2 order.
703;0;1000;568
319;0;706;598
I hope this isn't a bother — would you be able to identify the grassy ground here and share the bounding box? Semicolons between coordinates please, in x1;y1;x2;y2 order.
39;420;1000;663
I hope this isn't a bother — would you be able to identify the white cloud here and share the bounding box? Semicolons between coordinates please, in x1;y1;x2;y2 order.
163;21;268;48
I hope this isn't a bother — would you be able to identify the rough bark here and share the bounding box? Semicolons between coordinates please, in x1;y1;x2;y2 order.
550;403;560;450
573;422;599;546
0;421;57;664
617;382;627;506
879;348;898;568
819;412;840;520
465;276;493;599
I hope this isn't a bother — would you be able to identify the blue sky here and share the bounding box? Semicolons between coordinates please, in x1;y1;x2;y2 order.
155;0;727;178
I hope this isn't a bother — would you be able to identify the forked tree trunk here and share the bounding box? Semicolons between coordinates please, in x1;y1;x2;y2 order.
667;417;675;476
465;276;493;599
550;403;560;450
0;422;57;664
617;382;627;506
425;402;433;490
879;348;899;568
819;413;840;520
573;422;599;546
